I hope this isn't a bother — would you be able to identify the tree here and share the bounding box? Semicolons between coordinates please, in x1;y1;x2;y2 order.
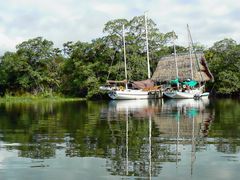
210;38;237;52
0;37;62;96
205;38;240;96
217;71;240;94
60;39;115;98
103;15;176;81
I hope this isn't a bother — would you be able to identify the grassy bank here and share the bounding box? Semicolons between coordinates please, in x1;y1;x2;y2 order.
0;94;85;103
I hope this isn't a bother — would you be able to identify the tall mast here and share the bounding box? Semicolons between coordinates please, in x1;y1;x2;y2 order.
173;32;179;90
173;34;178;78
122;24;128;89
145;13;151;79
187;24;194;80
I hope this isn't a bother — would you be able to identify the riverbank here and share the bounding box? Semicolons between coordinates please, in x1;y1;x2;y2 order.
0;95;85;103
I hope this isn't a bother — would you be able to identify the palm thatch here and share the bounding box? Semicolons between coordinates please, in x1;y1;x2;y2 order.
151;52;214;82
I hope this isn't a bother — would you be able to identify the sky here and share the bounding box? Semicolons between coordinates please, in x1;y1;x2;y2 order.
0;0;239;54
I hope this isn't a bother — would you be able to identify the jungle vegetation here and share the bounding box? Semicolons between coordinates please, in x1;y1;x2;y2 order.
0;15;239;99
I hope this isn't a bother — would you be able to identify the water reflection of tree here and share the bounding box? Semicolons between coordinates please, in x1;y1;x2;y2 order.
208;99;240;154
0;102;66;159
0;100;175;177
18;143;56;159
1;99;240;176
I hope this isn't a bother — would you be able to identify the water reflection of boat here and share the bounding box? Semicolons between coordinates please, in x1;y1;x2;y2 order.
105;100;162;119
102;98;213;138
109;99;150;111
162;98;210;110
102;100;158;178
160;98;213;173
157;98;212;138
101;98;214;178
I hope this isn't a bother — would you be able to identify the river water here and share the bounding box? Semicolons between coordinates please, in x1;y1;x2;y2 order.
0;98;239;179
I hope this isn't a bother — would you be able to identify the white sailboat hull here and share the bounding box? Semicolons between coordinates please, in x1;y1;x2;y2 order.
108;90;149;100
164;91;197;99
108;89;159;100
163;87;205;99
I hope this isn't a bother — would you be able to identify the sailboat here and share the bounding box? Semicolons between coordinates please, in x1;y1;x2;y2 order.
103;14;161;100
163;25;210;99
163;85;205;99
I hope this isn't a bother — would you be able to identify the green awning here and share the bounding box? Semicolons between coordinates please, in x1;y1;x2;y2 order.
182;80;197;87
170;78;179;85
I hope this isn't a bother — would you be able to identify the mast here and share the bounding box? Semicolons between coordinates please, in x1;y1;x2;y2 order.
187;24;194;80
122;24;128;89
173;34;178;78
173;32;179;89
145;13;151;79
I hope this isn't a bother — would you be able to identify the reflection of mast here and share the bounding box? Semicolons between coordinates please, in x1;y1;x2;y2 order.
191;116;196;176
176;109;180;167
149;116;152;179
126;108;129;176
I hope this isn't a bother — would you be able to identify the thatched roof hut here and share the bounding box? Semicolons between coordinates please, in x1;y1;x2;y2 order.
151;53;214;82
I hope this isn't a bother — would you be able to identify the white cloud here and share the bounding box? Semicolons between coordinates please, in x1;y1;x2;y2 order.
93;2;127;15
0;0;240;54
0;28;24;53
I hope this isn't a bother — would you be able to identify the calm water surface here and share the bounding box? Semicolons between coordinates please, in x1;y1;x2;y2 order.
0;98;239;179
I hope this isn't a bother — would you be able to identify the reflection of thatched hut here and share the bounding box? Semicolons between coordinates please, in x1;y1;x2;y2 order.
151;53;214;82
154;111;212;138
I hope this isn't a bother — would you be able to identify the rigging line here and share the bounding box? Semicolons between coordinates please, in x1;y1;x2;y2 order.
187;24;204;82
106;31;123;81
106;54;115;81
210;83;215;94
188;26;194;80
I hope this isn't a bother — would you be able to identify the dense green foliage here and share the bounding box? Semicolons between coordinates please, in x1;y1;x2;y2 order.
0;16;239;98
205;38;240;96
0;37;63;96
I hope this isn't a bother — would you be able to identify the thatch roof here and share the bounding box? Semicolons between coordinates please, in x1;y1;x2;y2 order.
151;52;214;82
